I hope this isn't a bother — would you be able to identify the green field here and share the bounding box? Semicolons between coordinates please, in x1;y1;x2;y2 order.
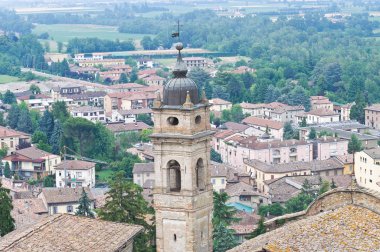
96;169;114;182
32;24;151;44
0;75;19;84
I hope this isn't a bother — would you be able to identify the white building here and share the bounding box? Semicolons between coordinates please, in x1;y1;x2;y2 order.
55;160;96;188
132;162;154;187
71;106;106;122
355;148;380;192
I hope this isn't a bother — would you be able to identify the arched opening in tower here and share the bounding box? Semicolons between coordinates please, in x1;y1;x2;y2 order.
168;160;181;192
196;158;205;191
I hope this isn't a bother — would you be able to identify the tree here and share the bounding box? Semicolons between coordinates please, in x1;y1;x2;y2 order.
50;120;63;155
285;193;314;213
318;180;330;195
299;117;307;127
248;216;266;239
7;104;19;129
32;130;48;144
331;179;337;189
221;109;231;123
0;181;15;236
213;223;238;252
63;117;95;156
57;41;63;53
39;110;55;140
0;112;6;126
37;140;52;153
140;129;153;142
43;175;55;187
230;104;244;123
283;122;295;140
118;73;129;83
211;148;222;163
308;128;317;140
350;93;366;124
188;67;211;91
76;188;95;218
52;101;69;123
29;84;41;94
137;114;153;126
17;109;33;134
2;90;16;104
213;191;238;226
3;162;11;178
97;171;154;251
348;134;363;154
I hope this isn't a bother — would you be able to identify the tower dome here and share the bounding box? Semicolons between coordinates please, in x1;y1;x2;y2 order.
163;43;199;106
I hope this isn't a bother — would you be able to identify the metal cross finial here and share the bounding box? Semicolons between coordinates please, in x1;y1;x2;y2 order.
171;20;182;40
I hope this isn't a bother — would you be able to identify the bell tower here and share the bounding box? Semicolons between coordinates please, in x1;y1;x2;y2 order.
151;42;213;252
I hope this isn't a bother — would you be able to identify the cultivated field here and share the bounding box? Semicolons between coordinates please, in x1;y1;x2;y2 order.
0;75;19;84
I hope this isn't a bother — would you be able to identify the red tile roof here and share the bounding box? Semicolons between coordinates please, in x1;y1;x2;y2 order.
242;116;283;130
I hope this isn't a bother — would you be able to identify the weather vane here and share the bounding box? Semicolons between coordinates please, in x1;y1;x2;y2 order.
171;20;182;40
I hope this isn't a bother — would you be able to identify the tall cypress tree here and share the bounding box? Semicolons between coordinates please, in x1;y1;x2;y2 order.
7;104;19;129
17;109;33;134
39;110;55;140
76;188;95;218
50;120;63;155
0;181;15;237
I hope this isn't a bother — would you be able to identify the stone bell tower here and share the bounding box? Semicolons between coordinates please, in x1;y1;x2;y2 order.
151;42;213;252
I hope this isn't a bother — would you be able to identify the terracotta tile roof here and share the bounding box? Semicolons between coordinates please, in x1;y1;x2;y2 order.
5;146;56;161
0;214;143;252
242;116;283;130
40;187;94;204
106;122;152;133
138;69;157;76
55;160;96;170
142;75;166;81
209;98;232;105
334;154;354;164
222;122;250;132
133;162;154;174
238;138;308;150
107;83;145;89
64;91;107;100
263;102;287;109
117;108;152;116
307;109;339;116
213;130;236;139
0;126;30;138
245;158;343;174
271;105;304;114
11;198;48;230
225;181;264;197
240;102;265;109
17;94;50;101
363;148;380;159
229;205;380;252
106;91;156;100
365;104;380;112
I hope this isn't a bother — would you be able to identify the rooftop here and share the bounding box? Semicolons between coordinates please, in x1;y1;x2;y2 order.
40;187;94;204
55;160;96;170
13;146;56;160
117;108;152;116
209;98;232;105
307;109;339;116
238;138;309;150
0;214;143;252
222;122;250;132
229;205;380;251
71;106;104;113
0;126;30;138
242;116;283;130
133;162;154;174
225;181;263;197
365;104;380;112
363;148;380;159
106;122;152;133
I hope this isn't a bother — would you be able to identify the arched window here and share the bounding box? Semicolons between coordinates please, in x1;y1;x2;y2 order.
196;158;205;191
168;160;181;192
273;149;280;156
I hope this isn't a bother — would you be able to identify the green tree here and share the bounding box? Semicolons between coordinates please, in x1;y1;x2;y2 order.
37;140;52;152
247;216;266;239
2;90;16;104
137;114;153;126
283;122;295;140
319;180;330;195
109;153;141;178
213;191;238;226
7;104;19;129
57;41;63;53
348;134;363;154
32;130;48;144
0;112;6;126
76;188;95;218
0;181;15;236
213;223;238;252
188;67;211;90
140;129;153;142
43;175;55;187
119;73;129;83
39;110;55;140
230;104;244;123
50;120;63;155
350;93;366;124
97;171;154;251
221;109;231;123
3;162;11;178
258;203;285;217
29;84;41;94
17;109;33;134
308;128;317;140
63;117;96;156
299;117;307;127
285;193;314;213
331;179;337;189
52;101;69;123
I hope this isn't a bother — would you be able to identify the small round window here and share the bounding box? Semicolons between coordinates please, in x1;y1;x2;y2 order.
167;117;179;126
195;115;201;124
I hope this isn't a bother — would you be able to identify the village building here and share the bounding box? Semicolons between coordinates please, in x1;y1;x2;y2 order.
2;146;61;180
0;214;143;252
220;122;257;136
111;108;153;123
65;91;107;107
335;154;354;175
229;66;256;74
11;198;48;229
311;136;349;160
365;103;380;129
70;106;106;122
183;57;207;68
355;148;380;192
74;53;106;62
0;126;31;155
38;187;95;215
103;92;156;114
78;59;125;68
310;95;334;111
133;162;154;187
334;103;354;121
209;98;232;112
270;105;305;123
105;83;146;93
50;86;86;100
137;57;154;69
127;143;154;162
105;122;152;136
225;181;269;211
242;116;284;140
297;109;340;124
55;160;96;188
142;75;166;86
